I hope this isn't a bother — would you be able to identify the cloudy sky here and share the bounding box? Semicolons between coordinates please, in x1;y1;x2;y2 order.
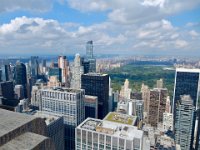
0;0;200;56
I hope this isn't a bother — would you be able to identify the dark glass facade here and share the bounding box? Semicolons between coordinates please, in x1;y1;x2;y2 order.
49;67;62;82
81;74;109;119
15;62;27;98
173;71;199;109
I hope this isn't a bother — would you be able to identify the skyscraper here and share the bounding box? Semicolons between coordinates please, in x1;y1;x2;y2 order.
173;68;200;149
120;79;132;99
173;68;200;112
81;73;109;119
58;56;70;86
175;95;195;150
71;54;84;89
148;88;168;127
85;41;96;72
31;56;39;79
14;84;24;100
39;87;85;150
15;62;27;98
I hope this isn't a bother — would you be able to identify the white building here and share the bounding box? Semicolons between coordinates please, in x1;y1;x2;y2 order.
70;54;84;89
76;115;144;150
120;79;132;99
163;112;173;131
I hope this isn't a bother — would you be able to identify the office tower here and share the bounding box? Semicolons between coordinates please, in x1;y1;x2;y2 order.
156;78;164;88
155;135;177;150
120;79;131;99
131;91;142;100
108;77;113;112
58;56;70;86
31;83;45;108
173;68;200;149
0;81;14;99
0;64;12;81
141;83;150;112
175;95;195;150
14;85;24;100
15;62;27;98
85;41;96;72
39;87;85;150
76;113;143;150
84;95;98;119
48;76;61;87
163;112;173;131
81;73;109;119
15;98;28;112
49;67;62;82
0;109;55;149
173;68;200;112
41;59;47;74
165;96;171;113
71;54;84;89
117;99;144;121
82;58;90;74
33;111;65;150
31;56;39;78
148;88;168;127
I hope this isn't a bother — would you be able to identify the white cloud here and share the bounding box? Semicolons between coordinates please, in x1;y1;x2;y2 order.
0;0;53;13
175;40;188;48
67;0;200;25
189;30;199;37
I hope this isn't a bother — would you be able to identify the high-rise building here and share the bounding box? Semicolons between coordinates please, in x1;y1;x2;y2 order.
81;73;109;119
120;79;132;99
71;54;84;89
58;56;70;86
156;78;164;88
31;56;39;78
15;62;27;98
148;88;168;127
0;108;56;149
14;84;24;100
173;68;200;112
163;112;173;131
84;95;98;119
76;113;143;150
39;87;85;150
141;83;150;113
85;41;96;72
0;64;12;81
0;81;15;99
33;111;65;150
49;67;62;82
173;68;200;149
175;95;195;150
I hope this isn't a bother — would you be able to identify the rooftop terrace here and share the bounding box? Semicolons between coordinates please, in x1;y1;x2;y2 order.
104;112;137;125
78;118;143;140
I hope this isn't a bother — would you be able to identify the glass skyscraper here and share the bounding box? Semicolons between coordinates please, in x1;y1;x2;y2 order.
85;41;96;73
173;68;200;150
81;73;109;119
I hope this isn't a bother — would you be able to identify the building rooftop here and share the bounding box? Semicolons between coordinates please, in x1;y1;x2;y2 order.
42;87;84;94
78;118;143;140
32;111;61;126
104;112;137;126
0;109;36;137
176;68;200;73
83;73;108;76
0;132;49;150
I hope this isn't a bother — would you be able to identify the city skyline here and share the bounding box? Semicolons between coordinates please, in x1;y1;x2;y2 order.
0;0;200;56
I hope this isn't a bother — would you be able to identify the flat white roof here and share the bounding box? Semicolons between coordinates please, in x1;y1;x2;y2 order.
176;68;200;73
77;118;143;140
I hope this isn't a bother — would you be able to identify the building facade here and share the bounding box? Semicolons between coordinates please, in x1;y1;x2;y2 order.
81;73;109;119
39;87;85;150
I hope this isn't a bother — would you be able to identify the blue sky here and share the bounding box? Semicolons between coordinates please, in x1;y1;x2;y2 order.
0;0;200;56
